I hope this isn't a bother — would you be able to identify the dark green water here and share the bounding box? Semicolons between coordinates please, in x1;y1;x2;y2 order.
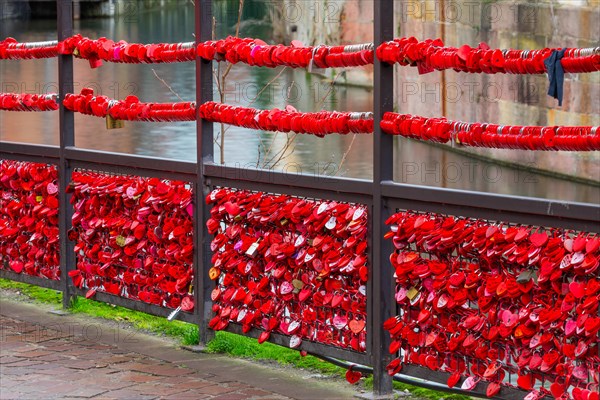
1;0;598;204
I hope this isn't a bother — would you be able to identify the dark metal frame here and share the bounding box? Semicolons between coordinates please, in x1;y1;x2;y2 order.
0;1;598;398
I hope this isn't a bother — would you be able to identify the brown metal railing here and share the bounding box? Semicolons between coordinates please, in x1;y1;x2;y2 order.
1;1;598;399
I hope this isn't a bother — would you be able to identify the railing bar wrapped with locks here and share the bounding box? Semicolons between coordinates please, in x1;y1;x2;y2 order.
6;92;600;151
2;34;599;74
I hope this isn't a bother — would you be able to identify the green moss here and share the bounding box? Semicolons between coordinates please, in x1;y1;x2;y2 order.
206;330;344;375
1;279;471;399
361;376;471;400
0;278;197;344
0;279;62;304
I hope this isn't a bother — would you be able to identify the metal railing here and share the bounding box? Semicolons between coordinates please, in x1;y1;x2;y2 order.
1;1;598;399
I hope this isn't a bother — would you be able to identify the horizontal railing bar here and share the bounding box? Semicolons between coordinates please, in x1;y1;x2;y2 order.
383;181;600;230
0;270;62;291
205;164;374;203
70;287;198;324
310;355;537;400
387;197;598;232
398;365;550;400
68;159;198;182
65;147;197;178
0;152;60;165
223;323;370;365
207;177;373;205
0;141;60;160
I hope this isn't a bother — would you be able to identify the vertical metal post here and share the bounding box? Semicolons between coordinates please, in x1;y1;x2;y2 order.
57;0;75;309
195;0;214;345
372;0;395;397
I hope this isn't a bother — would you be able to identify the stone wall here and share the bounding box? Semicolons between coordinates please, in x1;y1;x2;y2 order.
277;0;600;182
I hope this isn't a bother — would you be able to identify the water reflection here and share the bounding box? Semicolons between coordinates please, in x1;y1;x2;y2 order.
1;1;598;204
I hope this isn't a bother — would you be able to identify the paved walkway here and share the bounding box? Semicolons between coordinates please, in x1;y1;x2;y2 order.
0;299;359;399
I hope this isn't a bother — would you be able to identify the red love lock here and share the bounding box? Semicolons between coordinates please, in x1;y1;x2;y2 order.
345;366;362;385
1;161;60;280
385;208;600;396
447;372;461;388
205;189;368;351
486;382;501;398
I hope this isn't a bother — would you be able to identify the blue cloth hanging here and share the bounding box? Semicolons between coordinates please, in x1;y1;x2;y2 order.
544;48;567;106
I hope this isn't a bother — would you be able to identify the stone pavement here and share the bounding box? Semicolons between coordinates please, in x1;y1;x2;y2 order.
0;299;359;399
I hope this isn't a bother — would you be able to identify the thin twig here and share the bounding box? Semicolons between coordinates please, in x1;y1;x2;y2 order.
315;72;342;110
216;0;245;164
248;67;287;107
271;139;297;168
256;143;261;168
260;79;296;165
261;131;279;164
212;16;216;41
250;67;289;162
151;69;184;102
221;0;244;83
269;140;296;168
221;60;234;82
235;0;245;37
210;18;222;150
219;80;226;164
336;134;357;175
263;133;297;168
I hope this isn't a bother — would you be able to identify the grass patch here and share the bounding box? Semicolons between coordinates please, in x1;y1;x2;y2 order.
206;330;344;375
362;376;470;400
0;278;198;345
0;279;62;304
1;278;469;399
202;333;469;400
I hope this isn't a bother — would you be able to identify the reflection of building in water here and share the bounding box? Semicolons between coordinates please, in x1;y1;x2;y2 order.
276;0;600;183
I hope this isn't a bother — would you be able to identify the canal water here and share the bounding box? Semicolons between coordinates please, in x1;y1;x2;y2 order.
1;1;598;204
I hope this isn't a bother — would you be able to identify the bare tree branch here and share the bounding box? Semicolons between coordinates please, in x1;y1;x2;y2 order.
235;0;245;38
151;69;184;102
263;133;297;169
216;0;245;164
336;134;357;176
247;67;287;107
316;72;342;110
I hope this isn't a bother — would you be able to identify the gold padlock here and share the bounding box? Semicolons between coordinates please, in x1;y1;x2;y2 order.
406;286;419;301
115;235;126;247
106;115;124;130
292;279;304;290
